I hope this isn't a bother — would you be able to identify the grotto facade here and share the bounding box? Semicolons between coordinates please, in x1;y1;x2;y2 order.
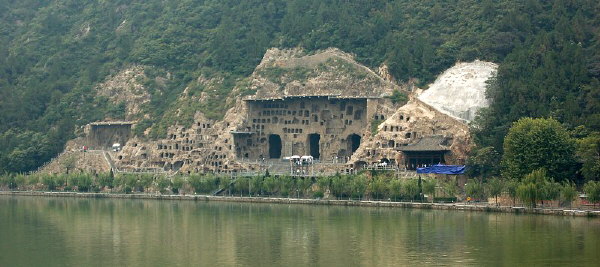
65;48;494;175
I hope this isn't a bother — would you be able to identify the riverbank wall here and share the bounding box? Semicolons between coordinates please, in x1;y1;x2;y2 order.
1;191;598;218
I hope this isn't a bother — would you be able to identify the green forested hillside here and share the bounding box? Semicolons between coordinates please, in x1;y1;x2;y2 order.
0;0;599;174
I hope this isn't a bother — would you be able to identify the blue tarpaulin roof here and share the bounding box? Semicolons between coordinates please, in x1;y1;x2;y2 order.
416;164;465;175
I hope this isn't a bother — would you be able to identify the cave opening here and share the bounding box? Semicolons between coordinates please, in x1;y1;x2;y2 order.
268;134;282;158
308;134;320;159
349;134;361;154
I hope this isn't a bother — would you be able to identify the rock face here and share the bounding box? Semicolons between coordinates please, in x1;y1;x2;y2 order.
418;60;498;122
58;48;485;175
114;48;402;174
38;150;111;175
95;66;151;120
351;97;471;169
246;48;397;100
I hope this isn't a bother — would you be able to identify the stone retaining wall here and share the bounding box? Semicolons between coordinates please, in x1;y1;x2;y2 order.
1;191;598;218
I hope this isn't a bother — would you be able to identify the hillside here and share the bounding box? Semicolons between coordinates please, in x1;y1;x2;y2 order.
0;0;599;173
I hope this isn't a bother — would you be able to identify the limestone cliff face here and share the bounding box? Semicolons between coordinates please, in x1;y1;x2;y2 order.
245;48;400;100
108;48;407;173
418;60;498;122
66;47;482;175
351;96;471;166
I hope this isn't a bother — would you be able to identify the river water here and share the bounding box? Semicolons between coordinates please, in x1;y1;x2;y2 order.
0;196;598;266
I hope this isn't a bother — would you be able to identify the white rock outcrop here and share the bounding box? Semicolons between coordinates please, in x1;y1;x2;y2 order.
418;60;498;122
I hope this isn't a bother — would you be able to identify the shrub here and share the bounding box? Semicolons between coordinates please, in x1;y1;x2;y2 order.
279;177;294;197
71;174;93;192
465;180;486;201
505;179;519;206
388;179;403;201
422;179;437;202
297;178;313;198
402;179;420;201
97;172;114;188
157;176;171;194
517;169;549;208
350;174;368;199
560;181;577;208
486;178;504;205
15;174;27;189
441;180;458;198
233;177;250;196
42;175;57;191
330;175;351;199
2;174;17;189
386;89;408;105
433;197;457;203
262;176;279;195
91;185;101;193
27;174;39;186
54;174;66;188
584;180;600;206
135;174;154;192
369;175;389;200
316;177;330;194
542;180;562;206
249;176;264;196
188;175;204;193
171;176;184;194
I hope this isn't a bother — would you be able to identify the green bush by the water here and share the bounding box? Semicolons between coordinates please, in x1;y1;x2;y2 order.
0;172;443;201
1;171;598;207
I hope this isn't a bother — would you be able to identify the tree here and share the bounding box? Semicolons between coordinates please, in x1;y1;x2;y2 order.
262;176;279;195
465;180;486;201
560;181;577;208
466;146;500;181
97;172;114;189
517;169;549;208
388;179;402;201
234;177;250;196
351;175;368;200
316;177;330;197
62;154;77;174
422;179;437;203
250;176;264;196
542;180;562;207
402;179;420;201
157;176;171;194
171;176;184;194
584;180;600;208
505;179;519;206
502;118;577;182
486;178;504;206
577;133;600;181
369;175;389;200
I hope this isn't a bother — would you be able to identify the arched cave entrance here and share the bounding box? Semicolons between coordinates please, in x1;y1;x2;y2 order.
348;134;361;154
268;134;282;159
308;133;321;159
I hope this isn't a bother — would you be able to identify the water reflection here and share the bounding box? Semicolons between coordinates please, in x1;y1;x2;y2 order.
0;196;598;266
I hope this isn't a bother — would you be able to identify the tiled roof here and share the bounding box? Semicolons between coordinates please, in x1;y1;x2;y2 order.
397;135;450;152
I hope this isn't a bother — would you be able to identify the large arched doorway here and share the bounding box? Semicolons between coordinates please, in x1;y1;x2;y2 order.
348;134;361;154
308;133;320;159
268;134;282;158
